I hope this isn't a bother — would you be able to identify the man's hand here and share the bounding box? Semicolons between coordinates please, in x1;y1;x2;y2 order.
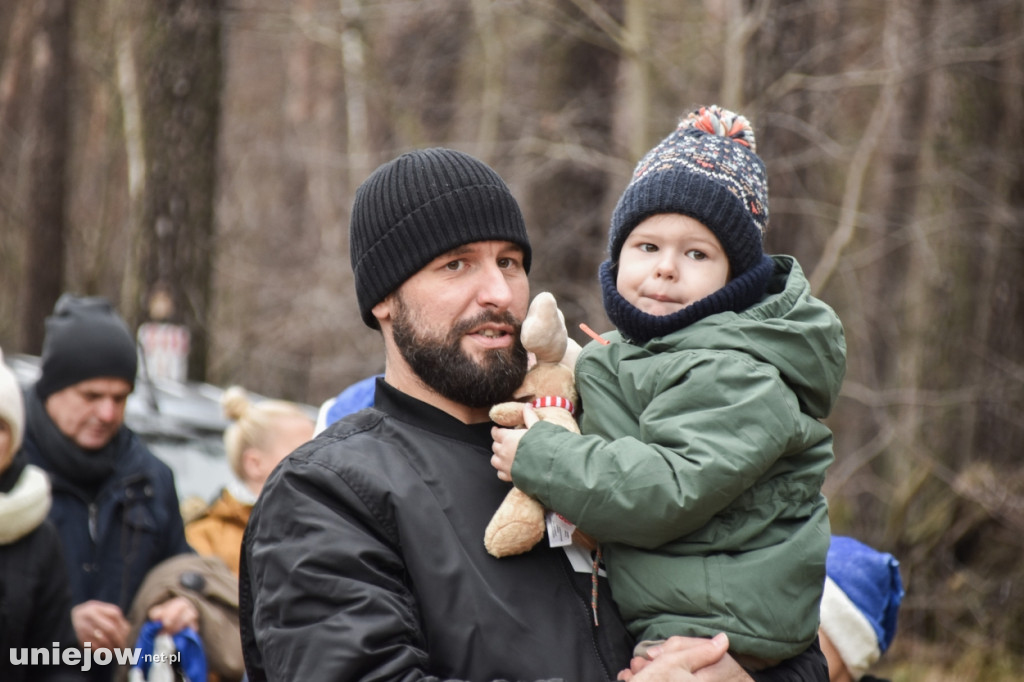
490;405;538;481
621;634;752;682
147;595;200;634
72;600;130;649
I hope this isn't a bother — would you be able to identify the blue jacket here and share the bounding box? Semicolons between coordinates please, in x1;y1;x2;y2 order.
22;428;192;612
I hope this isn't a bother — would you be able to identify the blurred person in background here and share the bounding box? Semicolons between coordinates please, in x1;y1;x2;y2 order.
20;295;196;682
186;385;314;576
312;373;380;436
0;347;83;681
818;536;904;682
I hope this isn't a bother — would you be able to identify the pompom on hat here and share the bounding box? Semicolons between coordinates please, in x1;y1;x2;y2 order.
819;536;905;680
600;105;775;342
0;347;25;456
35;294;138;402
349;148;531;329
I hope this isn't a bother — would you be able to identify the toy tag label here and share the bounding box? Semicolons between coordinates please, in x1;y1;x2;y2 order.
546;511;576;547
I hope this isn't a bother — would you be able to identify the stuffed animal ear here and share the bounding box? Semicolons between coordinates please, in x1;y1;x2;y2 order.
561;337;582;370
521;292;568;364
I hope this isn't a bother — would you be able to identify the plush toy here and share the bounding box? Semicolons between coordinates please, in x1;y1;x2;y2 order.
485;292;585;558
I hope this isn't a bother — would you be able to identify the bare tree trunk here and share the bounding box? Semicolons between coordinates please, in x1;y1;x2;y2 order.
522;0;622;331
129;0;223;380
18;0;71;354
615;0;649;161
0;0;33;142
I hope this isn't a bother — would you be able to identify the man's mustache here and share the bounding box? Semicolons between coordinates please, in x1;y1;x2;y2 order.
450;310;523;340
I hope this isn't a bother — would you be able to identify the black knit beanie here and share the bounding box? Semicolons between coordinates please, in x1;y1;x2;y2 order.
602;105;774;343
36;294;138;401
349;148;532;328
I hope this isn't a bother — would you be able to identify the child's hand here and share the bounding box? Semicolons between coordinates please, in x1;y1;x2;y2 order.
490;405;539;481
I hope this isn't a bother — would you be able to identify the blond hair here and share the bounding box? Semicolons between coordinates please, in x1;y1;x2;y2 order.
221;385;311;481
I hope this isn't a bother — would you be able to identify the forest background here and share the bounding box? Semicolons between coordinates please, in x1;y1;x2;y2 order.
1;1;1022;679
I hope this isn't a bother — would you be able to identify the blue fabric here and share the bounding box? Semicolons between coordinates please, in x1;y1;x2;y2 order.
325;375;380;427
134;620;207;682
826;535;904;652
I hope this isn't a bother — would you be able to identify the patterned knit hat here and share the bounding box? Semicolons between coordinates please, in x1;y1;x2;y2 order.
609;105;768;269
0;347;24;456
819;536;905;680
36;294;138;401
350;148;531;328
600;105;774;343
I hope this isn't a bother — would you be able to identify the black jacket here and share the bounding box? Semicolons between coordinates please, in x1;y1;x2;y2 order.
241;381;633;681
0;457;83;682
240;380;828;682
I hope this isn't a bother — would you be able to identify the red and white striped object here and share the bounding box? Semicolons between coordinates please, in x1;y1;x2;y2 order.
530;396;575;416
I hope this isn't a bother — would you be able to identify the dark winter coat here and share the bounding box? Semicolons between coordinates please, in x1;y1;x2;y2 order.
0;456;84;682
21;428;192;612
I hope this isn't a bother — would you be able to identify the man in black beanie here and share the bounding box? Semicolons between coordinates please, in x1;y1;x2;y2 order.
21;294;196;682
240;148;790;682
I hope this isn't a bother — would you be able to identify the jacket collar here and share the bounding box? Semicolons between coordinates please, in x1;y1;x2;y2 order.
374;378;494;451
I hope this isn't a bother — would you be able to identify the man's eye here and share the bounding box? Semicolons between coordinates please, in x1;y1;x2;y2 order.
445;260;465;271
497;257;516;269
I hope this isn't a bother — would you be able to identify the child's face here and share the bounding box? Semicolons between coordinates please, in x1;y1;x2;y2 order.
616;214;730;317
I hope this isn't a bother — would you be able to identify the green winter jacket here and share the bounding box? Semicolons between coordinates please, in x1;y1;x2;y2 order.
512;255;846;661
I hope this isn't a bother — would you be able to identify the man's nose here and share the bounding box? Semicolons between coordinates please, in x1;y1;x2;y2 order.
95;398;120;422
476;264;515;308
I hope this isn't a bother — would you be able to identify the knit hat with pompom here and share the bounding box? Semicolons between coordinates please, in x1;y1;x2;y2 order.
601;105;775;343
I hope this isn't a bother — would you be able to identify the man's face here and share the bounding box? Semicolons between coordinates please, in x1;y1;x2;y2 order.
45;377;132;450
381;241;530;408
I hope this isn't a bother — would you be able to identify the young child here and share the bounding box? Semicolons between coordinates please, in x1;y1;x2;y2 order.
491;105;847;672
186;385;314;576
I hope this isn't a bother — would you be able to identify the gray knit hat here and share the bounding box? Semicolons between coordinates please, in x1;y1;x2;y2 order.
349;148;532;328
36;294;137;401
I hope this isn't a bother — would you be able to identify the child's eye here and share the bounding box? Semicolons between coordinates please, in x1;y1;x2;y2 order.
686;249;707;261
639;243;658;253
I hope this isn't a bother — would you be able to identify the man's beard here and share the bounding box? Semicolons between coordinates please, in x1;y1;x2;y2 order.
391;295;528;409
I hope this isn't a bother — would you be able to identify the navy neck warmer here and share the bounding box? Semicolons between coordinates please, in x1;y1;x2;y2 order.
600;254;775;344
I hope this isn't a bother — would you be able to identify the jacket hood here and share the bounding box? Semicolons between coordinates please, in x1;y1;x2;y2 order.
644;255;846;418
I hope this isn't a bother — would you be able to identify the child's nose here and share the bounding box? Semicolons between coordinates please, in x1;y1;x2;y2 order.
654;253;678;279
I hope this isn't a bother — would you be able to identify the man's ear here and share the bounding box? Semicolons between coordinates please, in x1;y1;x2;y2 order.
372;296;393;326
